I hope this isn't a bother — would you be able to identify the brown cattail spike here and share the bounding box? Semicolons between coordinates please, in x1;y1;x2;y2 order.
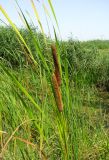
52;73;63;112
51;45;61;86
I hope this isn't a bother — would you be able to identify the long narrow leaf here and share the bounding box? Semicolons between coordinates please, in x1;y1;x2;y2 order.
53;27;62;77
30;0;47;44
48;0;60;33
14;1;49;71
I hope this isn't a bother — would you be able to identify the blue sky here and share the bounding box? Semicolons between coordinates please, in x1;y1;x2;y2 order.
0;0;109;41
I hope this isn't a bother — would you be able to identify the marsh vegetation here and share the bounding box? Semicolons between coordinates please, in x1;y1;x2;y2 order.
0;1;109;159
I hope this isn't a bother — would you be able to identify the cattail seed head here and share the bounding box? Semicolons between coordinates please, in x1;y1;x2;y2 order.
51;45;61;86
52;73;63;112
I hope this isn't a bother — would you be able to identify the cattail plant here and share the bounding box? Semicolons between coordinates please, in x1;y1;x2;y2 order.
51;45;63;112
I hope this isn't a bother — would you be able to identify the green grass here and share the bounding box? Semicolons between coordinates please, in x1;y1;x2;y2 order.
1;67;109;159
1;1;109;159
